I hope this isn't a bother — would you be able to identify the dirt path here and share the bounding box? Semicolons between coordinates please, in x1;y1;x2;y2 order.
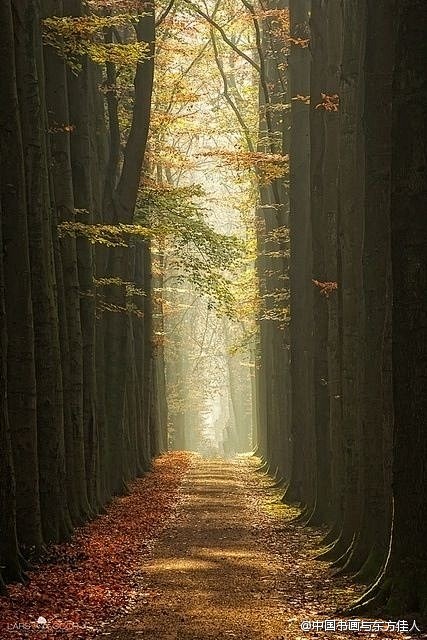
98;457;404;640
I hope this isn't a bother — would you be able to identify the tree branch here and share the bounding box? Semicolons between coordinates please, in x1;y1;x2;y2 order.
183;0;261;74
114;2;155;223
156;0;175;28
238;0;275;154
210;29;255;153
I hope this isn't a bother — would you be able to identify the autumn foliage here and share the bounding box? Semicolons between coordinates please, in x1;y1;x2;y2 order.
0;453;191;639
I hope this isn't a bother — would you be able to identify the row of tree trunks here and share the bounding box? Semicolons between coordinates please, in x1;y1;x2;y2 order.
43;0;91;527
15;0;72;544
0;0;163;589
0;0;43;559
256;0;427;618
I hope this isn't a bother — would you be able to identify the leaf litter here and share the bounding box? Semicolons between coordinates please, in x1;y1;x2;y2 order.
0;454;419;640
0;452;191;639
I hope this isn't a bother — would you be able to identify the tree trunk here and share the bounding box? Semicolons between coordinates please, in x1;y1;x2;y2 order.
287;0;315;509
360;0;427;616
327;0;365;564
309;0;331;525
13;0;71;543
0;178;21;587
103;2;155;493
42;0;91;525
0;0;43;553
321;0;343;547
345;0;393;579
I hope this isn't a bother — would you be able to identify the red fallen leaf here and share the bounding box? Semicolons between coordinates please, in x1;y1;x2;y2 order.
0;452;192;640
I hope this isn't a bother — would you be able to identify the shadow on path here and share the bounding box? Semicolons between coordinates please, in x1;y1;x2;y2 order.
97;456;401;640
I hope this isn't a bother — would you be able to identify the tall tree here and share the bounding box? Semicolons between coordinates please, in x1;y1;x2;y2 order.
63;0;101;513
43;0;92;526
353;0;427;616
309;0;331;525
319;0;343;550
13;0;71;543
0;0;43;554
346;0;393;579
0;185;21;589
287;0;314;511
103;0;156;493
325;0;365;565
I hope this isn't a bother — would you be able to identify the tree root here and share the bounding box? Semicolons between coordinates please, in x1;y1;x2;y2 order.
0;578;8;597
290;504;309;523
353;546;384;584
255;459;269;473
316;532;350;561
267;475;287;490
321;523;341;547
303;504;326;528
343;573;389;616
331;537;356;572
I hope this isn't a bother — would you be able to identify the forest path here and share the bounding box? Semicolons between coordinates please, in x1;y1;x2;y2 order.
98;457;376;640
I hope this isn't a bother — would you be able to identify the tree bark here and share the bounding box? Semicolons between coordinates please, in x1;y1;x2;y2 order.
0;0;43;553
309;0;331;525
287;0;315;509
42;0;91;525
345;0;393;579
361;0;427;616
103;2;155;492
327;0;365;564
13;0;71;543
0;177;22;587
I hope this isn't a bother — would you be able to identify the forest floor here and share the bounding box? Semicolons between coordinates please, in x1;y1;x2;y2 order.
0;454;417;640
97;456;411;640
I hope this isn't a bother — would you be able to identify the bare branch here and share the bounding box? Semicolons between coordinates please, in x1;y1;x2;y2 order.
156;0;175;27
210;28;255;153
182;0;261;74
